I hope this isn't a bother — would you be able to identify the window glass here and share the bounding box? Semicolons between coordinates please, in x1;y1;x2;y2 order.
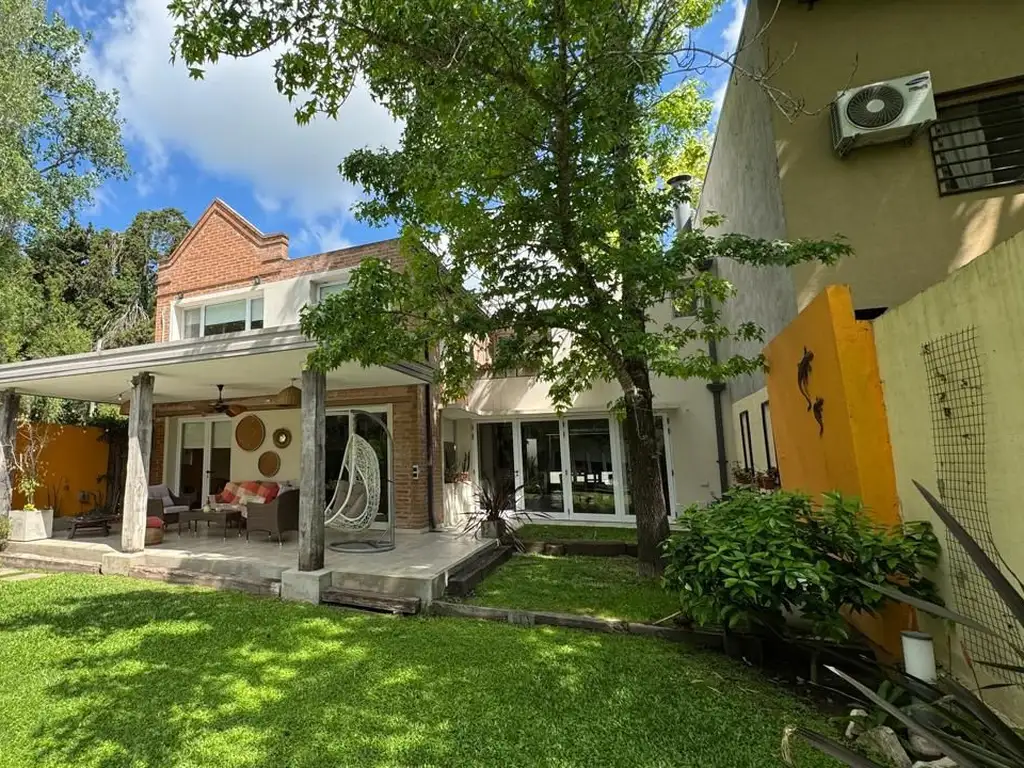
931;89;1024;195
183;308;201;339
319;282;347;301
203;300;247;336
250;298;264;330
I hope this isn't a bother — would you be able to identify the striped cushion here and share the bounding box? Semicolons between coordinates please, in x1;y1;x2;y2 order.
217;481;280;505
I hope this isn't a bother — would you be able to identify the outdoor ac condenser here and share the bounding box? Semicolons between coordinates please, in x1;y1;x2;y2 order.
830;71;937;157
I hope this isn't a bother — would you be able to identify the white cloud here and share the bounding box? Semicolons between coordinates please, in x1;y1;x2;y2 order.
86;0;401;239
721;0;746;56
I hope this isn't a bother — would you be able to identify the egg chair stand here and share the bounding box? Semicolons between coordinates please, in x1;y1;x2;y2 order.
325;409;396;554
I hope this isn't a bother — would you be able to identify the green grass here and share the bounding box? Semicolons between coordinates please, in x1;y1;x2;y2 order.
465;554;679;623
0;574;838;768
515;523;638;542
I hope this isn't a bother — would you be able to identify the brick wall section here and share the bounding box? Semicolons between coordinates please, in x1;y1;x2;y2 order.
154;200;401;342
148;385;435;530
149;418;165;485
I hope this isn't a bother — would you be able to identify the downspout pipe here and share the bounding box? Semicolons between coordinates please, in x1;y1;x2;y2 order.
668;174;729;495
423;382;437;530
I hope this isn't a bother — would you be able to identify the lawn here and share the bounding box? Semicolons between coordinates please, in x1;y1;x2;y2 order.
465;553;679;623
515;523;637;542
0;574;837;768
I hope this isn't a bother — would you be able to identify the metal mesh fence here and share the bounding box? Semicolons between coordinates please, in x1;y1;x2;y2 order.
922;327;1023;681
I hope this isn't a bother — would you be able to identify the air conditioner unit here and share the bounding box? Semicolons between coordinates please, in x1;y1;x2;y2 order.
830;71;936;157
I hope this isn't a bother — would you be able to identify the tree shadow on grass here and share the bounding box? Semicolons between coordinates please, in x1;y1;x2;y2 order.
0;576;838;768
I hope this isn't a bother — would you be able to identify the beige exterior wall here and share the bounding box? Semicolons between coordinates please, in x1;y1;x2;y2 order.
759;0;1024;312
697;0;791;405
874;229;1024;718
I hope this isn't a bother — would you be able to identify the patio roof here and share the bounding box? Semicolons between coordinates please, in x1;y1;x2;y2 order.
0;325;433;404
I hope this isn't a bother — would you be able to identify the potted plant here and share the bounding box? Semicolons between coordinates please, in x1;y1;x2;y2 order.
462;481;546;545
6;419;55;542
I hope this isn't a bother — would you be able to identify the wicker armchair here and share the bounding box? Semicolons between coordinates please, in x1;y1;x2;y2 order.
244;489;300;545
147;484;191;528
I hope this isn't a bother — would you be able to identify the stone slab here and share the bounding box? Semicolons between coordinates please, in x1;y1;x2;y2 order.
281;567;332;604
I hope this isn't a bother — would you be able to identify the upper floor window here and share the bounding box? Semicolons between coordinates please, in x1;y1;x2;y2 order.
317;281;347;302
182;296;264;339
930;83;1024;196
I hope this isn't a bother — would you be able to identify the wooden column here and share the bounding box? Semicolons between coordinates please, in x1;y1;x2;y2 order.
0;390;20;516
122;373;154;553
299;368;326;571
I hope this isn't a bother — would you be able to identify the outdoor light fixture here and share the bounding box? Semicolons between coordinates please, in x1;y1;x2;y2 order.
175;292;184;301
253;276;262;286
901;631;937;684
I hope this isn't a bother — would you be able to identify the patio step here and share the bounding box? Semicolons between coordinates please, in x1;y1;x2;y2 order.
321;587;422;615
444;545;514;598
0;552;102;574
126;565;282;597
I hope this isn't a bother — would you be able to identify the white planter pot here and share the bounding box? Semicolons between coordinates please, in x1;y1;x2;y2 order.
9;508;54;542
442;483;474;530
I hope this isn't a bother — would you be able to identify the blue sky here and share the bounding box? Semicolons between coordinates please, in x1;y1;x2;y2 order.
69;0;745;256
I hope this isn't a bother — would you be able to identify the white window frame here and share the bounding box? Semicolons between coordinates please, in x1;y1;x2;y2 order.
180;294;264;339
316;280;349;303
471;413;677;523
173;416;233;501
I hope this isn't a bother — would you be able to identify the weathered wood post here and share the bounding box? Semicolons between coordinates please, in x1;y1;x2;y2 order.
299;367;326;571
0;389;19;516
122;372;154;553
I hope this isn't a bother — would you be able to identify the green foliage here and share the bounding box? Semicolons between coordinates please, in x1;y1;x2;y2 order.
170;0;850;572
0;574;839;767
662;490;941;640
0;514;10;548
0;0;128;239
791;482;1024;768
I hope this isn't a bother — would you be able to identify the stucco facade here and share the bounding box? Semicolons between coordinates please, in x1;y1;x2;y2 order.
874;229;1024;717
705;0;1024;472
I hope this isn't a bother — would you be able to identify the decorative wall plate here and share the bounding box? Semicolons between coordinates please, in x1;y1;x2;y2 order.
272;427;292;449
258;451;281;478
235;414;266;452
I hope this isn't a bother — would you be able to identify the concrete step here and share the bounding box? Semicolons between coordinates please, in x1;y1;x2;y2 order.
444;545;513;597
0;552;101;574
127;565;281;597
321;587;421;615
4;539;110;563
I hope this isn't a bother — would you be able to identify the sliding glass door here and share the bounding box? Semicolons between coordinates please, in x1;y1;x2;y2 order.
176;418;233;504
325;408;392;524
474;414;671;521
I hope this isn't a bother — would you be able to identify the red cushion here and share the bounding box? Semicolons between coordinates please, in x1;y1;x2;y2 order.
218;482;240;504
255;482;279;502
146;516;164;528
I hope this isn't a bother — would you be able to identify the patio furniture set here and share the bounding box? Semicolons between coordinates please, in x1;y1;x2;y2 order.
67;481;300;544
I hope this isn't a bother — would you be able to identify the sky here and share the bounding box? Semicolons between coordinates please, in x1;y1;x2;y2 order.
68;0;746;257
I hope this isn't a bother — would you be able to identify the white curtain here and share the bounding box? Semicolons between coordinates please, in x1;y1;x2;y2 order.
933;105;994;190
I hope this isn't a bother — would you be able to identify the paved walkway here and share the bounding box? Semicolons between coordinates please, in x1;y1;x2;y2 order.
0;567;49;582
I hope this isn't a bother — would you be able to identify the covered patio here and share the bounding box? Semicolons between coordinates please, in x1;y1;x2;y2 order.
0;326;461;603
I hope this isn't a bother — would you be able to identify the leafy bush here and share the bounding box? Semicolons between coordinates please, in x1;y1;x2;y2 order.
662;489;941;640
0;514;10;549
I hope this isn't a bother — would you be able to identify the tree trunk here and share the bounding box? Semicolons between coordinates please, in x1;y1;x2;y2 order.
620;359;669;577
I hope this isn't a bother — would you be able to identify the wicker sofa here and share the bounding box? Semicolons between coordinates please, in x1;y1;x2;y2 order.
208;481;300;544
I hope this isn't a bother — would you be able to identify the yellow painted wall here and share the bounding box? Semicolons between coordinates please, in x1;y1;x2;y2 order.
874;229;1024;718
757;0;1024;312
11;424;110;517
764;285;909;654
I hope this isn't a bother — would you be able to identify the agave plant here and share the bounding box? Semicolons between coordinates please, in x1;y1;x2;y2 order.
786;481;1024;768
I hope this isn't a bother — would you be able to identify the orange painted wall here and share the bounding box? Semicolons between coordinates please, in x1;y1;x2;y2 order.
764;285;910;655
11;424;110;517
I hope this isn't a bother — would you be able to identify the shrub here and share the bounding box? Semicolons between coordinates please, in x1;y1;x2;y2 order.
662;489;941;640
0;514;10;549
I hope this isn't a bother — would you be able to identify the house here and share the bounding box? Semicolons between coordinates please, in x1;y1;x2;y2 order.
699;0;1024;475
0;199;720;581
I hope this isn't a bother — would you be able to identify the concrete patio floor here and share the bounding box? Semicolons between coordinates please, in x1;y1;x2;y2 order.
3;526;494;601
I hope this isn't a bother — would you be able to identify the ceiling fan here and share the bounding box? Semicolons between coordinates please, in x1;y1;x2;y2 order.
195;384;247;417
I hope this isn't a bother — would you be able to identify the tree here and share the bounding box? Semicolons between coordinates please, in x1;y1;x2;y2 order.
171;0;850;574
0;0;129;240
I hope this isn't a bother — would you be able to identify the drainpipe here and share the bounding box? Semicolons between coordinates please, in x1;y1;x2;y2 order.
668;174;729;495
423;383;437;530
